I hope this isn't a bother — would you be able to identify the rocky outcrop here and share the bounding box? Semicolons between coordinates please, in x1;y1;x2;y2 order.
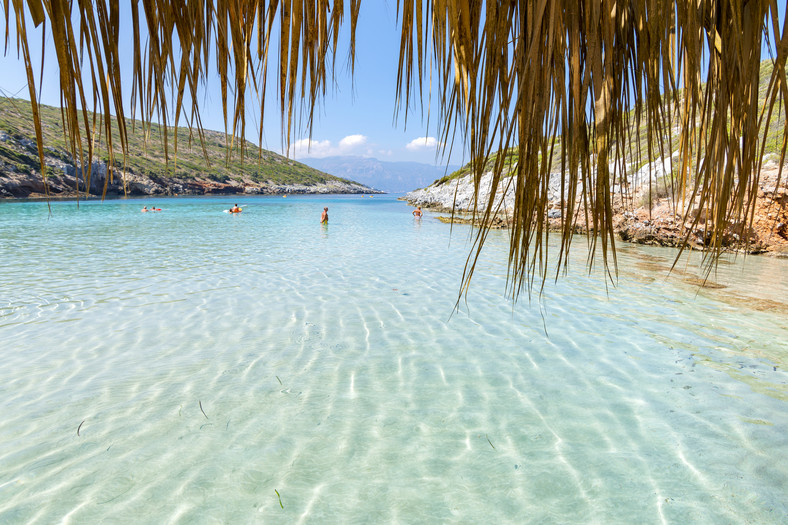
404;172;519;213
0;131;378;198
403;159;788;256
0;164;376;198
404;156;679;214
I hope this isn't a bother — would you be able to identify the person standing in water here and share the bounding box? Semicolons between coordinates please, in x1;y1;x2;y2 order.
321;207;329;223
412;206;422;218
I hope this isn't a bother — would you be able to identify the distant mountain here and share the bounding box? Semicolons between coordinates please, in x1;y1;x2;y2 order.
299;156;461;193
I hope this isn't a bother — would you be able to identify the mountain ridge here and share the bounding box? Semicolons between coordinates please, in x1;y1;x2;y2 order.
299;155;460;193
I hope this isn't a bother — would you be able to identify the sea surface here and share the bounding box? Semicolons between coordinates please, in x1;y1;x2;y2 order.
0;194;786;524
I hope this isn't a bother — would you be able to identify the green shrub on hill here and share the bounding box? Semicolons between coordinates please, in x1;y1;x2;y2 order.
0;97;345;187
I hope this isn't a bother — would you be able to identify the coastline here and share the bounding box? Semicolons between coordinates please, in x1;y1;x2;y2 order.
403;162;788;257
0;103;382;199
0;166;380;199
2;194;786;523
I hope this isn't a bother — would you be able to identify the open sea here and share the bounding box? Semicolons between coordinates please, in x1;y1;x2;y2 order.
0;193;786;524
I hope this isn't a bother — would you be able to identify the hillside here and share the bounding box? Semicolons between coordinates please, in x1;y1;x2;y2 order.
0;97;378;198
425;61;785;190
405;60;788;256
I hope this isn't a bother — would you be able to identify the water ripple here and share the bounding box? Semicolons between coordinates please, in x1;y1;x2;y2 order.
0;196;785;523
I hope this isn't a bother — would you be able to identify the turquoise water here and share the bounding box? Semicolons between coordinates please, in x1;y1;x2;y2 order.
0;194;786;524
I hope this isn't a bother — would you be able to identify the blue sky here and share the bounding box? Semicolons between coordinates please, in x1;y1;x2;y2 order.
282;2;464;166
0;2;464;167
0;2;784;169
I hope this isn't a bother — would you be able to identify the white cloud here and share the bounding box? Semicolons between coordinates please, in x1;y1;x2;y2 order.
339;134;367;148
289;138;333;158
406;136;441;151
290;134;370;158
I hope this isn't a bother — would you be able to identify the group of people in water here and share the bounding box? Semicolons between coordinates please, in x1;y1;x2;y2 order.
140;202;424;221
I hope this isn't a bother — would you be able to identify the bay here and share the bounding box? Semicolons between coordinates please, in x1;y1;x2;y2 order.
0;194;786;524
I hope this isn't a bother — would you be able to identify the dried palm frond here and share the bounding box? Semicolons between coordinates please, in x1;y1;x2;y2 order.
397;0;787;296
2;1;786;296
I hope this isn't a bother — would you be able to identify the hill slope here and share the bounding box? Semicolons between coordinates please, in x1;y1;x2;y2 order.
0;97;378;198
404;60;787;255
423;61;785;190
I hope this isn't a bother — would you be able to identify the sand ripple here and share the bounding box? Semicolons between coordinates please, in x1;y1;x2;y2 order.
0;196;786;523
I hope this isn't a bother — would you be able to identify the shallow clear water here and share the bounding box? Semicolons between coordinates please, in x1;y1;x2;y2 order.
0;194;786;524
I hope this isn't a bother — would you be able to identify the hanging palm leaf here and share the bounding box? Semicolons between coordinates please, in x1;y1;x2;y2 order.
3;0;786;294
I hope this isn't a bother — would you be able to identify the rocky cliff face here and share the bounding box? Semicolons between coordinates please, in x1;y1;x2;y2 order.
404;171;520;213
0;164;375;199
0;167;381;198
404;160;788;256
0;130;377;198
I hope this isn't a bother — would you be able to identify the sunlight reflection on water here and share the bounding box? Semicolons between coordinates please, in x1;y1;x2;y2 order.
0;194;786;524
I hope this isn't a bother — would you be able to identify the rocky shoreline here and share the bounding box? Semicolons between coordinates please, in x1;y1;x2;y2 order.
0;162;377;199
404;161;788;257
0;126;379;198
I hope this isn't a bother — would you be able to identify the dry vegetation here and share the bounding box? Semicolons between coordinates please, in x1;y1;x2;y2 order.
3;1;786;291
